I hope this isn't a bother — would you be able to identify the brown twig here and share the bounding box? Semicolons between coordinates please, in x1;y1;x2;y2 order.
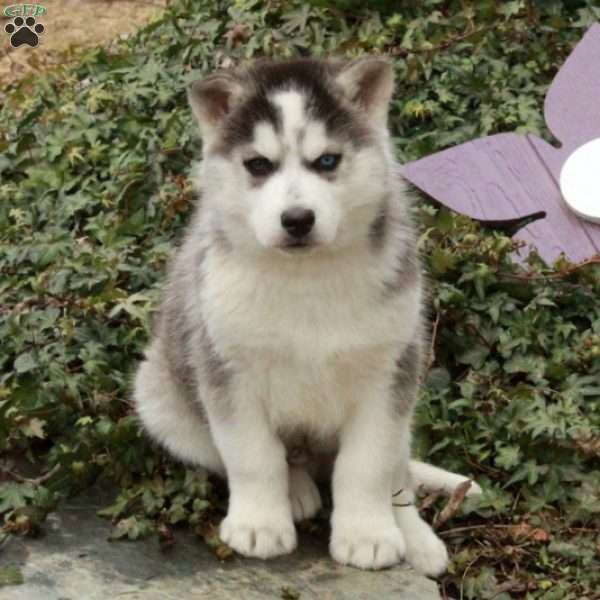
433;480;472;530
439;523;515;537
0;463;61;486
460;551;484;600
489;579;531;599
464;454;503;478
426;311;440;371
500;256;600;281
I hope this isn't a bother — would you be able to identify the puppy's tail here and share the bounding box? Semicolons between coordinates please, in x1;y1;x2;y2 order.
409;460;482;496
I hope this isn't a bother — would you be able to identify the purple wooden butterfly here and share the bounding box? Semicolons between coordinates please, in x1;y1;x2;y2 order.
402;24;600;264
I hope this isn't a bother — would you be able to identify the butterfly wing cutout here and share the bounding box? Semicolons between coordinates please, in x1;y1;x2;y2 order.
543;23;600;158
402;133;600;263
402;24;600;264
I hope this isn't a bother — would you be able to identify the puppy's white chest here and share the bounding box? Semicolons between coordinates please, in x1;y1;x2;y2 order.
201;252;418;433
203;252;413;359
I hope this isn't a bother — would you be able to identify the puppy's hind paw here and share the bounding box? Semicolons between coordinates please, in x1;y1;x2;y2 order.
289;467;322;522
465;479;483;496
405;527;448;576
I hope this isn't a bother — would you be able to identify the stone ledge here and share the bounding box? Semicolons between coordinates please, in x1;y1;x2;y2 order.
0;492;441;600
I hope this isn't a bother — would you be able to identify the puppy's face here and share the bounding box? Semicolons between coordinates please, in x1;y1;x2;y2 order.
190;58;395;255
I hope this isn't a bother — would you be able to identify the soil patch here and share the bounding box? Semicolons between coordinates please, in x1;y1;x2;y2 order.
0;0;167;86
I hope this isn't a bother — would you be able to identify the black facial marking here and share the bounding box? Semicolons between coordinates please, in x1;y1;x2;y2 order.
216;58;372;154
220;93;281;154
257;60;370;144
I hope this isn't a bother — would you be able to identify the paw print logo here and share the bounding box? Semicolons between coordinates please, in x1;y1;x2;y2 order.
4;16;45;48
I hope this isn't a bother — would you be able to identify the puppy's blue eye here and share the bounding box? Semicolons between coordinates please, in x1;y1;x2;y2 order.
314;153;341;172
244;157;275;177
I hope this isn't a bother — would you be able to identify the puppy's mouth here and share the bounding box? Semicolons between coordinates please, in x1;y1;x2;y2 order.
277;237;318;254
285;240;310;249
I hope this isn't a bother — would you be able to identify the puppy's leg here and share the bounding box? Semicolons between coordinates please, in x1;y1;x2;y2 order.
409;460;482;496
330;389;406;570
393;464;449;576
289;466;322;522
134;340;224;475
208;382;296;559
394;460;481;574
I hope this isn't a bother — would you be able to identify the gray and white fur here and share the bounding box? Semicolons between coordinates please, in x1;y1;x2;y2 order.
134;57;480;574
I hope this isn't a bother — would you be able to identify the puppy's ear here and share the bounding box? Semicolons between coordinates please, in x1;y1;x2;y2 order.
187;71;244;140
335;57;394;129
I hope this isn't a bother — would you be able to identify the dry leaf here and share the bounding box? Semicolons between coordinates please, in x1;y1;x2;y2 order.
223;24;248;46
509;523;550;542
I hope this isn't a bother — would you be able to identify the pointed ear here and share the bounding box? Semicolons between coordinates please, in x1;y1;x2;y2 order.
187;71;244;139
335;57;394;128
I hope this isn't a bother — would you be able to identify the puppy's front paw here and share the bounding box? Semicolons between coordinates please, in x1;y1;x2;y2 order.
220;511;296;559
289;467;322;522
330;519;405;570
404;523;448;576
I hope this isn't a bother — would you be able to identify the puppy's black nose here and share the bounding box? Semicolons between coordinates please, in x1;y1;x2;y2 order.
281;207;315;239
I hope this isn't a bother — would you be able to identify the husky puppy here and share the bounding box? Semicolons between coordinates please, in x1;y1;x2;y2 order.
134;57;479;574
